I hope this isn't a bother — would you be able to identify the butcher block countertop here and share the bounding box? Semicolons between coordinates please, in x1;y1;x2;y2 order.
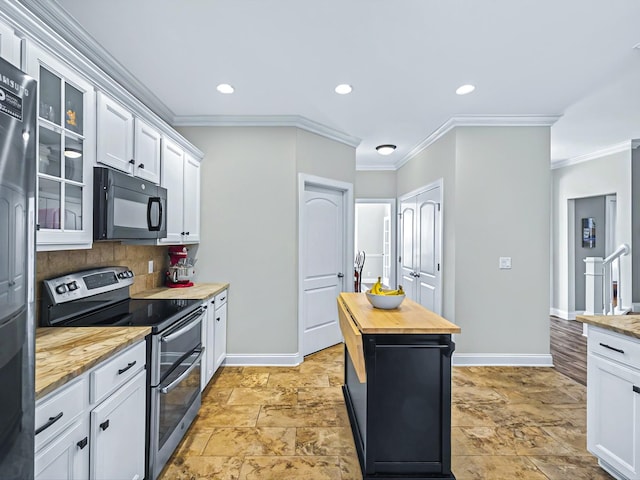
35;327;151;401
131;282;229;300
338;292;460;334
576;314;640;340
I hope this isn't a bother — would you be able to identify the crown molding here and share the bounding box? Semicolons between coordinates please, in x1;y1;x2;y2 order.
172;114;362;148
393;114;562;171
16;0;175;122
551;140;633;170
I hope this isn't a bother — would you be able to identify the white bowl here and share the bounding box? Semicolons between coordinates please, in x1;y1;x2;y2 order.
365;291;405;309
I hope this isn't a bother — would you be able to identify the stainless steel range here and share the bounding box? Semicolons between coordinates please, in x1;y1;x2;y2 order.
41;266;205;480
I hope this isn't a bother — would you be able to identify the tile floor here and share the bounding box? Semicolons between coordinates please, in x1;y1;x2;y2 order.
159;344;613;480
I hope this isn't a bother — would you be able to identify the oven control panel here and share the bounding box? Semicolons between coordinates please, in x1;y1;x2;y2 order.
43;266;135;305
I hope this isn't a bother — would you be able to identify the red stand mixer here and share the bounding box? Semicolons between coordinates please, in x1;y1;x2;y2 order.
166;246;196;288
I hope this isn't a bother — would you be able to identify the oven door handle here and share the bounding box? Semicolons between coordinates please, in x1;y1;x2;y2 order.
161;308;204;343
159;347;205;394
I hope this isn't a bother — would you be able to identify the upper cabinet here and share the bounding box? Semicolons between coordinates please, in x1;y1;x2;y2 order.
96;92;161;184
160;139;200;244
26;43;95;251
0;19;21;68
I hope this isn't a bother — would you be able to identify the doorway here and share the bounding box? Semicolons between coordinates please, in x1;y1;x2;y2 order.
354;199;396;289
298;174;353;357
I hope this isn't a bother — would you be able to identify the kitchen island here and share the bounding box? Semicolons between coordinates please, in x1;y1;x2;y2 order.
337;292;460;480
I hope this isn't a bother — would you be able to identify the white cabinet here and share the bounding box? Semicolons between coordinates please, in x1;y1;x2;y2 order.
90;370;146;480
213;290;228;371
35;341;147;480
96;92;161;184
0;19;21;67
201;295;216;391
161;139;200;244
27;43;95;251
35;417;90;480
587;326;640;480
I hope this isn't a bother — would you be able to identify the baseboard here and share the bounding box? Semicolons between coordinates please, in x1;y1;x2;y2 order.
452;353;554;367
549;308;577;320
223;352;303;367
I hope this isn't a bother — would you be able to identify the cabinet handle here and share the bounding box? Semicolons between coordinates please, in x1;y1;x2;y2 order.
35;412;63;435
77;437;88;449
185;231;190;235
211;300;215;305
599;342;625;354
129;159;135;164
138;163;145;169
118;361;137;375
216;317;221;322
220;296;226;302
181;231;185;235
634;385;640;394
100;420;110;431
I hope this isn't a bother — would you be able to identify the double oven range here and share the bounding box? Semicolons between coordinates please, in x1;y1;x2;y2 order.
41;266;205;480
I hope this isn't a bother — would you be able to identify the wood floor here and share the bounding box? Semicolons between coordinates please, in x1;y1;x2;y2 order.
549;316;587;385
160;341;613;480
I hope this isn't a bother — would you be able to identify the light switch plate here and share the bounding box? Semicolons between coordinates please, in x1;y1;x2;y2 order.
148;260;154;274
499;257;512;269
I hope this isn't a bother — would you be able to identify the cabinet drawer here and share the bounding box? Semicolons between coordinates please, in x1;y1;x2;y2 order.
35;377;86;451
588;326;640;368
214;289;227;308
90;341;146;405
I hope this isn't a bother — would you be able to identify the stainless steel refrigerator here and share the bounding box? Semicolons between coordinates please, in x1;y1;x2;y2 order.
0;56;37;479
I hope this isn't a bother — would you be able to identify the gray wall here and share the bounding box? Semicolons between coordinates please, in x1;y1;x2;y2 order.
355;170;397;198
396;127;550;355
573;196;606;311
177;126;355;357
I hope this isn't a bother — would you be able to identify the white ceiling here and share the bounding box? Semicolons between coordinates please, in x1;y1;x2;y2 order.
51;0;640;169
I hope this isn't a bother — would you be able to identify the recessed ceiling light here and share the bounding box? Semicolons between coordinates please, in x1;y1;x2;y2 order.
335;84;353;95
456;84;475;95
216;83;235;94
376;144;396;155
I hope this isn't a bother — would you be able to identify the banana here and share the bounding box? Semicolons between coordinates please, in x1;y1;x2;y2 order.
369;277;383;295
380;285;405;296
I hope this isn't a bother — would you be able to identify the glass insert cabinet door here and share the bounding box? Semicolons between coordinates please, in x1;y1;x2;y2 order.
28;44;95;248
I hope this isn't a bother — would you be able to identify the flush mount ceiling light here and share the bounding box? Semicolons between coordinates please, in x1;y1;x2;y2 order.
216;83;235;94
64;147;82;158
334;84;353;95
376;144;396;155
456;84;475;95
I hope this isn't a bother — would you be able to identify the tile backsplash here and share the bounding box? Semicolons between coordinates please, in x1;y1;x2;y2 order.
36;242;169;305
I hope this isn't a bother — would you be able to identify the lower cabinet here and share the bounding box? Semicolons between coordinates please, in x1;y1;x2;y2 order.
35;340;147;480
587;326;640;480
201;289;228;391
35;417;89;480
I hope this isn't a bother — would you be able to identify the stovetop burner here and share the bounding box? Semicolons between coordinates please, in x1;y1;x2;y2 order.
40;266;201;333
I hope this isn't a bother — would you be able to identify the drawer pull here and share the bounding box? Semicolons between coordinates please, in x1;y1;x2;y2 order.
100;420;110;431
599;342;625;354
118;361;137;375
220;296;226;302
77;437;88;449
634;386;640;394
35;412;63;435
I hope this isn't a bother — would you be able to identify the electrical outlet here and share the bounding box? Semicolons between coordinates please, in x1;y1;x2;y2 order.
148;260;154;274
499;257;512;270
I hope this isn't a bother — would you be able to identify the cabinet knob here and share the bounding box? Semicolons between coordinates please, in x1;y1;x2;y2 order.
216;317;221;322
139;163;145;169
129;159;135;164
77;437;88;450
100;419;110;431
185;232;190;236
181;232;185;236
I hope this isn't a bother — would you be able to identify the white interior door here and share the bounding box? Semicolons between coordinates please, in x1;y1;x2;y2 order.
398;183;442;314
416;188;441;314
302;186;345;356
399;198;417;301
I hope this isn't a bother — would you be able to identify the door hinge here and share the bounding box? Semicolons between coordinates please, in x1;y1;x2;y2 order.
398;256;401;263
437;203;441;211
437;263;440;271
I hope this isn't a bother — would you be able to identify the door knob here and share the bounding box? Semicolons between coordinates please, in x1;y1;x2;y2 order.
337;272;344;278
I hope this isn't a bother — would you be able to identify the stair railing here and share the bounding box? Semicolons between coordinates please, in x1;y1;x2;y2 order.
602;243;630;314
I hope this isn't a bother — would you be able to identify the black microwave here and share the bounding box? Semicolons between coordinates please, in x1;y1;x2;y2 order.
94;167;167;240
